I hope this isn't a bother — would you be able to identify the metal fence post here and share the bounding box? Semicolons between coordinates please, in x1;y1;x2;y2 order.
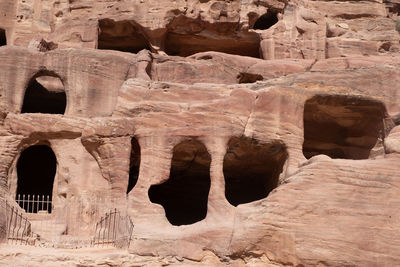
10;206;15;243
24;217;29;245
27;194;30;213
113;209;117;246
15;213;21;244
107;211;111;244
22;194;25;211
5;200;8;243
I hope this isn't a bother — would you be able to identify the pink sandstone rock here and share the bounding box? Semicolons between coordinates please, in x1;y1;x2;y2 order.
0;0;400;266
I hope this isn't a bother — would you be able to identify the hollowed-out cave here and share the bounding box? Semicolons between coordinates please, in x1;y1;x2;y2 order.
148;139;211;226
21;74;66;114
303;95;386;159
253;10;279;30
16;145;57;213
165;31;261;58
0;28;6;46
223;137;288;207
127;138;141;194
98;19;150;53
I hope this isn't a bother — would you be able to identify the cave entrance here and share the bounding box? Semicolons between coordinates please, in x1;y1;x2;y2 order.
0;28;6;46
387;3;400;17
165;17;261;58
253;10;279;30
98;19;150;53
148;139;211;226
16;145;57;213
223;137;288;206
165;31;261;58
127;137;141;194
303;95;386;159
21;72;66;114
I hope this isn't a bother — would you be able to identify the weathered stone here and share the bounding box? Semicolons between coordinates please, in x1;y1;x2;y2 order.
0;0;400;266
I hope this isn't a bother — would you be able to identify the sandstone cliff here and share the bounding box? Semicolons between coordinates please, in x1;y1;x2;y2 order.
0;0;400;266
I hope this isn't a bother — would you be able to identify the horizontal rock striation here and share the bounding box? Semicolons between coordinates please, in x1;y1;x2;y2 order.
0;0;400;266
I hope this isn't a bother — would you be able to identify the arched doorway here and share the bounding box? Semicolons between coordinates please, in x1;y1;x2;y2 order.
21;72;66;114
16;145;57;213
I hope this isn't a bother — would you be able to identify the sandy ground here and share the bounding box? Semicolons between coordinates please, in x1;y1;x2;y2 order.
0;244;197;267
0;244;278;267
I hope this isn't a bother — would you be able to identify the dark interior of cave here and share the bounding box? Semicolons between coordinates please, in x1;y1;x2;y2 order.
16;145;57;213
388;4;400;16
237;72;264;83
0;28;6;46
148;139;211;226
223;137;288;207
98;19;150;53
303;95;386;159
21;75;66;114
127;137;141;194
164;32;261;58
253;10;279;30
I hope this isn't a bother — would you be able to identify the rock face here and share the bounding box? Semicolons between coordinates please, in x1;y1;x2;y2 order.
1;0;400;266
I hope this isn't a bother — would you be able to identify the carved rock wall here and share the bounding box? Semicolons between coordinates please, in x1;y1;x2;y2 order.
0;0;400;266
1;0;399;59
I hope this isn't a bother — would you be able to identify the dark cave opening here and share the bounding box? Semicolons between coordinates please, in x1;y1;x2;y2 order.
148;139;211;226
21;74;66;114
16;145;57;213
164;31;261;58
388;4;400;17
127;137;141;194
237;72;264;83
253;10;279;30
302;95;386;160
223;137;288;207
98;19;150;53
0;28;6;46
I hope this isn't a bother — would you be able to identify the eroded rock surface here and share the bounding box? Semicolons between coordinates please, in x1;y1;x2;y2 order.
1;0;400;266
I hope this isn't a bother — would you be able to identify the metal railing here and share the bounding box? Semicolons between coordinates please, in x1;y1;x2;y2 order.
5;200;33;245
92;209;134;248
2;196;135;248
16;194;52;213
